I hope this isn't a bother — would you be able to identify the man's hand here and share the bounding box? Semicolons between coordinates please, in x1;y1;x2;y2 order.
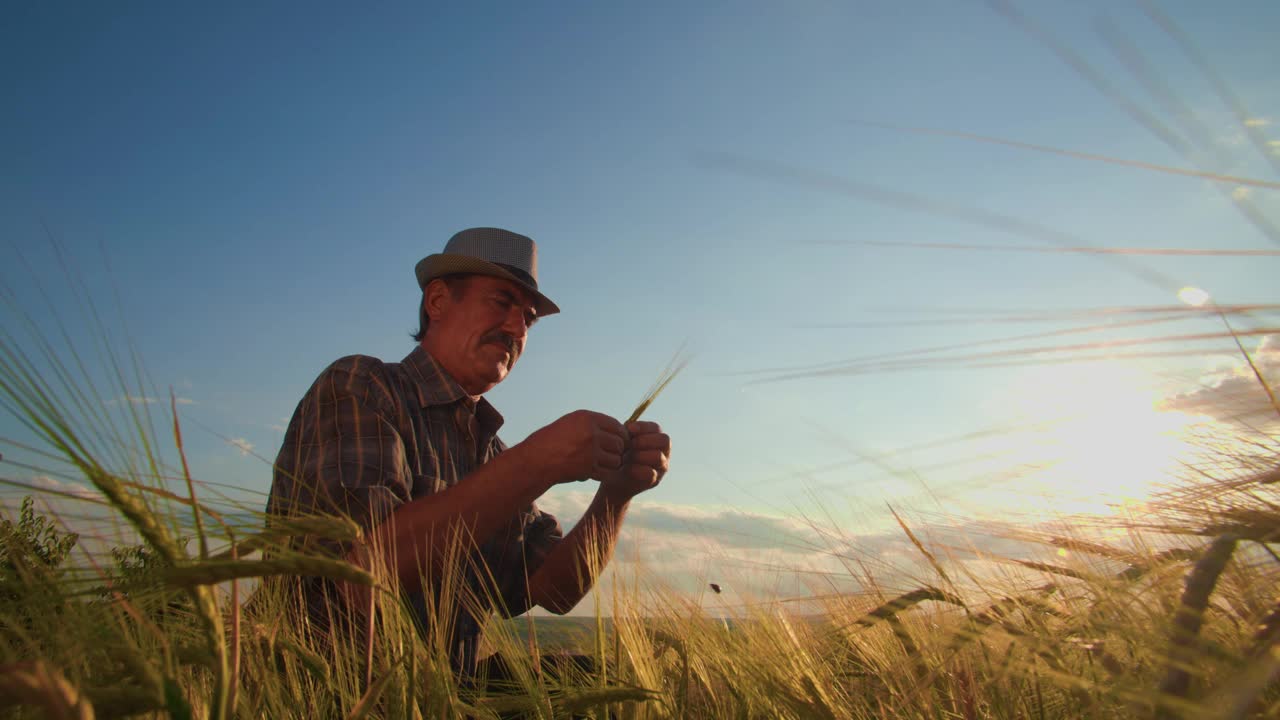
598;421;670;499
522;410;630;484
525;419;671;613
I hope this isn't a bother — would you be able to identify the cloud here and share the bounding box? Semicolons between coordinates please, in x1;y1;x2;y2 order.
1216;130;1246;148
30;474;101;500
533;490;858;604
1213;116;1273;149
1158;334;1280;419
229;437;255;456
625;503;825;552
531;490;1078;613
110;394;195;406
536;491;826;552
1232;186;1252;202
267;424;287;433
2;476;143;562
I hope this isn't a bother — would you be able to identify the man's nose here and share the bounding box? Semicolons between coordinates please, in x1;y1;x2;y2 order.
502;307;530;339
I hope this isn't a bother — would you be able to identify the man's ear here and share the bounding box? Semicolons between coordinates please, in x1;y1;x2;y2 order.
423;279;452;322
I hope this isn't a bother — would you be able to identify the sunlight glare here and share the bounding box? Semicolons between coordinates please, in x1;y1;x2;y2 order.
1178;286;1210;307
985;365;1211;518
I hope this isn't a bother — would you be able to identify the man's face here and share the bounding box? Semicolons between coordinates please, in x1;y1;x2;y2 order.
423;275;539;395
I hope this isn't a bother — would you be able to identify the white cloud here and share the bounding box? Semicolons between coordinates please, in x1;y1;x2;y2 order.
267;424;287;433
3;477;142;561
229;437;255;456
532;490;860;607
1158;334;1280;419
30;474;101;500
536;490;826;552
1216;130;1246;148
532;489;1075;614
1244;117;1273;128
110;394;195;406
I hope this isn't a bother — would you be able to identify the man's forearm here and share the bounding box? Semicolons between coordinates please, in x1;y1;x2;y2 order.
351;441;556;595
526;485;633;614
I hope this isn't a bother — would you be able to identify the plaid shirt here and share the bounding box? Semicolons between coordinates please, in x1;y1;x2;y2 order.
266;345;562;672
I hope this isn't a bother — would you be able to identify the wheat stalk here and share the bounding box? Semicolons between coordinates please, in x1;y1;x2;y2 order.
625;346;690;424
160;557;377;588
0;660;95;720
209;514;363;561
846;586;966;632
1155;534;1240;719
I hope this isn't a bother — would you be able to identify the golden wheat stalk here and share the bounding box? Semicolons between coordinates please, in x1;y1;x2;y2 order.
889;506;956;592
1202;646;1280;720
210;514;363;561
167;392;234;720
1008;559;1089;581
171;391;207;559
848;586;966;631
80;686;168;718
160;556;376;588
346;653;406;720
886;614;926;679
626;346;690;424
945;587;1062;655
1156;534;1240;717
1248;602;1280;658
0;660;95;720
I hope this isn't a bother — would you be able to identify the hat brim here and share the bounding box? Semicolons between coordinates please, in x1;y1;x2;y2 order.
415;254;560;317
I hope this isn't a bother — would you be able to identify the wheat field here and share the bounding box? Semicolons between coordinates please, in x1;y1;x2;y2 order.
3;4;1279;719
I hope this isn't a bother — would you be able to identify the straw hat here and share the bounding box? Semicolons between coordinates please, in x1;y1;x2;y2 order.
414;227;560;316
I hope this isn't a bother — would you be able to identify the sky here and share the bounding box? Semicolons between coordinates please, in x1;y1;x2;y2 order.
3;1;1279;610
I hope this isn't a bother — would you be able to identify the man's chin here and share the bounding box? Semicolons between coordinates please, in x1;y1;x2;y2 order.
478;363;510;389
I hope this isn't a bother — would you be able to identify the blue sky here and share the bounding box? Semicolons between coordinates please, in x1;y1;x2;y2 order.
3;2;1278;603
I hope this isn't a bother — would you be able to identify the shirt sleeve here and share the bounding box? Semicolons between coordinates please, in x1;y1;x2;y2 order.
482;502;563;618
474;437;565;617
270;355;412;543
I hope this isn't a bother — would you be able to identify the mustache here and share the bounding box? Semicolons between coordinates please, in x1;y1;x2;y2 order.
480;331;518;355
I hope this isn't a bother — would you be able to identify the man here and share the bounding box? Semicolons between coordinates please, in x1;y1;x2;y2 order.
266;227;671;677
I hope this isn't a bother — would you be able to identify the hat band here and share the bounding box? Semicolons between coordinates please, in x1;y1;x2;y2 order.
493;262;538;291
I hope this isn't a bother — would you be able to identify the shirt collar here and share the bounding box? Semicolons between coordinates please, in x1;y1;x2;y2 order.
402;345;505;432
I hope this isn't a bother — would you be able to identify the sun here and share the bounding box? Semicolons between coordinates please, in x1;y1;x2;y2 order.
987;364;1209;517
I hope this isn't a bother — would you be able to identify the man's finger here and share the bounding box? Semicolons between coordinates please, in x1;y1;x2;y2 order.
629;433;670;452
595;413;629;437
595;447;624;470
627;449;669;470
625;421;661;436
627;465;659;487
596;432;626;455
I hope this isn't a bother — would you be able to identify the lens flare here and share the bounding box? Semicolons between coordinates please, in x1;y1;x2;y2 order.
1178;286;1210;307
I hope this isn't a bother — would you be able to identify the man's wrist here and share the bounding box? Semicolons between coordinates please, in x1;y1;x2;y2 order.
596;481;637;508
504;439;561;492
